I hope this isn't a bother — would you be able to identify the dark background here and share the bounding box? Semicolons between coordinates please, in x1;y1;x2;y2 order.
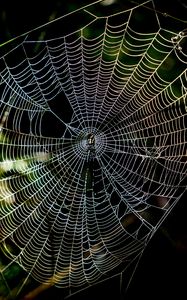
0;0;187;43
0;1;186;299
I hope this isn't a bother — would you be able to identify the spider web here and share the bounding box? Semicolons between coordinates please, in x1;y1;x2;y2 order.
0;0;186;298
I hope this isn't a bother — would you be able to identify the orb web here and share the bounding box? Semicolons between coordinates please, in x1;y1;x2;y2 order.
0;0;186;298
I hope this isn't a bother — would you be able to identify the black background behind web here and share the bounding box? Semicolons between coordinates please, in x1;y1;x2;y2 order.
0;1;186;299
